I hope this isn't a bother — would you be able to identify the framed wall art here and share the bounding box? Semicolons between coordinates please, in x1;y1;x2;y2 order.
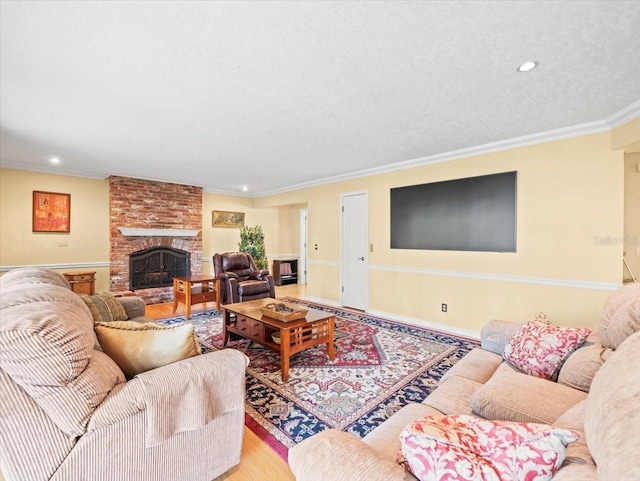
33;191;71;233
212;210;245;228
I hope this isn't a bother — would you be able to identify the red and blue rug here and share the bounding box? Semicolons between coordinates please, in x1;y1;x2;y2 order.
160;298;479;460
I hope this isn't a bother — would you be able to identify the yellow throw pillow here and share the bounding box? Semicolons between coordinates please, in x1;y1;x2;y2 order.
81;291;129;323
94;321;202;378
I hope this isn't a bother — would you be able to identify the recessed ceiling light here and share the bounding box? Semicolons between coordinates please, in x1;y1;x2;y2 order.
241;185;248;192
50;157;61;165
517;61;539;72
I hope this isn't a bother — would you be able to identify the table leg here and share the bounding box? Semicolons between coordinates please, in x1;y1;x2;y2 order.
280;329;291;382
215;279;221;312
172;280;179;313
185;282;192;320
222;309;230;347
327;317;336;360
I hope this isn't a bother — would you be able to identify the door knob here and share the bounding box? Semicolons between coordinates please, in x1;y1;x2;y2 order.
357;257;365;261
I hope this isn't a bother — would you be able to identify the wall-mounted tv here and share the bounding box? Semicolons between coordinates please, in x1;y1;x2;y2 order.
390;171;517;252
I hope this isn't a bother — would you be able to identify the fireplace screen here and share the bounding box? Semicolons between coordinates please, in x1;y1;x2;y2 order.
129;246;190;290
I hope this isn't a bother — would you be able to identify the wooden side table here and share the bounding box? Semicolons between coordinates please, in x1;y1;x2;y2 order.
63;271;96;295
172;275;220;319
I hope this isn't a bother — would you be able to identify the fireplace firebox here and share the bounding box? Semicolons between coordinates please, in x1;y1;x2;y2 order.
129;246;190;290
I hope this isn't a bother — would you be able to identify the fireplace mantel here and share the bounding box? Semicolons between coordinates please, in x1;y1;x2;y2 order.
118;228;200;237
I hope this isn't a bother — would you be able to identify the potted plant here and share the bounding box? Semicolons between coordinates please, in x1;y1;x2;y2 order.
239;225;269;270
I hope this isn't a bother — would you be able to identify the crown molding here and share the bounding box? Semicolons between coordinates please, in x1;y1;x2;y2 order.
254;101;640;197
605;99;640;128
2;101;638;198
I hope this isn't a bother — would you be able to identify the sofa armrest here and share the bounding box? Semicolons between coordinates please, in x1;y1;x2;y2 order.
87;349;248;437
480;319;523;355
117;296;146;320
289;430;411;481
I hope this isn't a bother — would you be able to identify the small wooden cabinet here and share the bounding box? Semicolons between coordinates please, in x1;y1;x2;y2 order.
272;259;298;286
63;271;96;295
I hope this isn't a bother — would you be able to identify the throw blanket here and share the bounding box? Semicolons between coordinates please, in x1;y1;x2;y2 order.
136;350;248;447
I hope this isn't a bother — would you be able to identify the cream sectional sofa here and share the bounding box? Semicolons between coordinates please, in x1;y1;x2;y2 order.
289;283;640;481
0;267;248;481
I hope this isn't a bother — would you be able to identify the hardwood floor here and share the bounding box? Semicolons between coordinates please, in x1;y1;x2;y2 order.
145;283;305;481
145;283;306;319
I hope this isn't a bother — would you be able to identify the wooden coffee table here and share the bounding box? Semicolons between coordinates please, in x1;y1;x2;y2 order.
222;298;335;382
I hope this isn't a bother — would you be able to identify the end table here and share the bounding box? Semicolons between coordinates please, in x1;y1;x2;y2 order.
172;275;220;319
63;271;96;296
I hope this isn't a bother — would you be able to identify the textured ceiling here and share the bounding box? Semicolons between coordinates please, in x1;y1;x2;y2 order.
1;1;639;196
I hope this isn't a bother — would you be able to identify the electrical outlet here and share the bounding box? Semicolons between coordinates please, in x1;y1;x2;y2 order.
441;303;447;313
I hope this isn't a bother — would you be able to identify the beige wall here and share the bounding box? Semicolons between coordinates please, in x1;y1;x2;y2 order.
277;203;306;256
259;130;628;332
0;169;112;291
624;151;640;280
2;119;638;334
0;171;284;288
201;192;280;276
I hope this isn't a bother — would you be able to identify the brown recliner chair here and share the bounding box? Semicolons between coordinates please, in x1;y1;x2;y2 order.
213;252;275;304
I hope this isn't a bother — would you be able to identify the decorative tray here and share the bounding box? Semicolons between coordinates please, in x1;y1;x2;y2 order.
260;302;308;322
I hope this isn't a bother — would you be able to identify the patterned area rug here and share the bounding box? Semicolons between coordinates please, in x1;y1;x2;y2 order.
160;298;479;459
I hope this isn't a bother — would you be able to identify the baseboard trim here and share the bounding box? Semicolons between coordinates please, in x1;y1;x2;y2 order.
368;309;481;340
301;295;480;340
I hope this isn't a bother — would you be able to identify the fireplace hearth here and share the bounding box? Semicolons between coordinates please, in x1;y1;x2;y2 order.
129;246;190;290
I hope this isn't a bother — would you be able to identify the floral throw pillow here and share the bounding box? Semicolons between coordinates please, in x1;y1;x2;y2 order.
398;414;577;481
502;320;591;381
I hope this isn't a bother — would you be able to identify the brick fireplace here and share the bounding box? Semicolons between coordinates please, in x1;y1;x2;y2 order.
109;176;203;304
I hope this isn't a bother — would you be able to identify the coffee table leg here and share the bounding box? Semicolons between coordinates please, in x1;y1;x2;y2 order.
222;309;229;347
327;317;336;360
280;329;291;382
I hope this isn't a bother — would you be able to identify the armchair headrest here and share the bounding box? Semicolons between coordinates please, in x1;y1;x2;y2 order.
213;252;258;276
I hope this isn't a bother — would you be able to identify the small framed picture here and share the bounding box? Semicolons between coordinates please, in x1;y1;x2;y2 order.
212;210;245;228
33;191;71;233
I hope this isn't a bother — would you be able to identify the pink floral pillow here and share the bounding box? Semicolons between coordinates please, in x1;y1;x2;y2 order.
502;320;590;381
398;414;576;481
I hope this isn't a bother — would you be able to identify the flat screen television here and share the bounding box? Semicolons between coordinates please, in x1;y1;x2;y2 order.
390;171;517;252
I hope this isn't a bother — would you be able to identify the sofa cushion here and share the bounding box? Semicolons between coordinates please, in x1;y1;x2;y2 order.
480;319;524;355
502;319;590;381
94;321;202;379
597;283;640;349
81;291;129;323
584;331;640;481
470;369;587;424
439;348;503;385
363;402;443;462
398;414;576;481
0;283;125;437
424;375;481;416
556;332;612;393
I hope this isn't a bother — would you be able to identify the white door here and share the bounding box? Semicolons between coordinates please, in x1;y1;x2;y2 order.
341;192;368;310
299;209;308;284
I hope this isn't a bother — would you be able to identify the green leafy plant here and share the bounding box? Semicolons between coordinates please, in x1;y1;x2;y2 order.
239;225;268;270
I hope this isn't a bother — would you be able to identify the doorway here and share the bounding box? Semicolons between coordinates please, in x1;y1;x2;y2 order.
341;191;368;311
299;208;308;284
